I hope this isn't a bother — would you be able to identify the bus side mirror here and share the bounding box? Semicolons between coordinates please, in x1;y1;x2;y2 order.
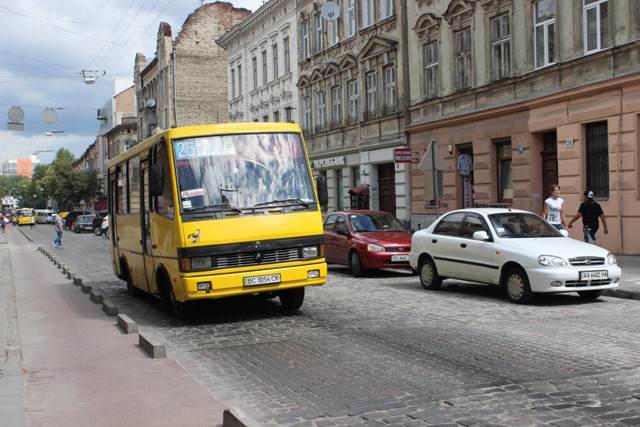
150;164;164;196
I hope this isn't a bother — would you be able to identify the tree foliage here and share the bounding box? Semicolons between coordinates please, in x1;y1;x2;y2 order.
1;148;102;211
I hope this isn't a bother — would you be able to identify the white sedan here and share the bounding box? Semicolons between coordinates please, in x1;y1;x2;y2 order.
409;208;621;304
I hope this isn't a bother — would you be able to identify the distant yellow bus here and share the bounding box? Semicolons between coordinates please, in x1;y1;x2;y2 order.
107;123;327;317
16;208;35;226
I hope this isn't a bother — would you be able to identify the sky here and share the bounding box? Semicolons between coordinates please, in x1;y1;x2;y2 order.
0;0;265;167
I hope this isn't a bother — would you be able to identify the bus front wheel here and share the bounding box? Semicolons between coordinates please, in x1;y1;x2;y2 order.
279;287;305;310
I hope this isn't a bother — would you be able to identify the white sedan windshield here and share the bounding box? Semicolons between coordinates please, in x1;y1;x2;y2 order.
173;133;315;211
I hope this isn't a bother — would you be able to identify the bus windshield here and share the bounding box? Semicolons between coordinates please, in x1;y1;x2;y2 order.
173;132;316;212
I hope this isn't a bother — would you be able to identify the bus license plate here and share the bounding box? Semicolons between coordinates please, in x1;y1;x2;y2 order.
580;270;608;280
392;255;409;262
243;273;281;287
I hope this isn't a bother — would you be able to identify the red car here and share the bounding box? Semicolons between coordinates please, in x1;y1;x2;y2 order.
323;210;413;277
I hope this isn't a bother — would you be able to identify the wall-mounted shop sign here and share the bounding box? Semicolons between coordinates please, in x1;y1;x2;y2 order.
314;156;346;168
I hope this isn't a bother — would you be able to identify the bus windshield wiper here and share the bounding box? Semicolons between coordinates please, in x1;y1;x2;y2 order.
186;204;242;213
254;198;309;208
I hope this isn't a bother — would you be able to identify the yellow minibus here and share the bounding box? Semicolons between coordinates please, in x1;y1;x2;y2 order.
107;123;327;317
16;208;35;226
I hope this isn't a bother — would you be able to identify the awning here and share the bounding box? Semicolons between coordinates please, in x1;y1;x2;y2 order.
349;184;369;196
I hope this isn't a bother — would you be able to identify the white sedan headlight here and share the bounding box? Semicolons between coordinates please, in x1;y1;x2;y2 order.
538;255;567;267
367;244;385;252
607;252;617;265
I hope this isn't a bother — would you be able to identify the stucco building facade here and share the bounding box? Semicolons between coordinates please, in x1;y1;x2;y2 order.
296;0;410;221
405;0;640;254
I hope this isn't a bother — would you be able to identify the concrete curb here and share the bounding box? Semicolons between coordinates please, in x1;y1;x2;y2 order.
223;407;261;427
138;333;166;359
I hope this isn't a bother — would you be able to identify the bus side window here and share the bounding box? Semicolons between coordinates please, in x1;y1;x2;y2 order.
156;142;174;218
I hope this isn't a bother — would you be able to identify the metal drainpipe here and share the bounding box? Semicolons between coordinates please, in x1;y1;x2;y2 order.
172;48;178;127
400;0;413;223
616;87;623;253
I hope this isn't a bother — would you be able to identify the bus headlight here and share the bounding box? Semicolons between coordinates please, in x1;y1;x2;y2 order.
302;246;319;258
190;256;212;269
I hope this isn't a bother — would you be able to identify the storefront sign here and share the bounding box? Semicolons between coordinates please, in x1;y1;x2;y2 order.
394;147;412;163
314;156;346;168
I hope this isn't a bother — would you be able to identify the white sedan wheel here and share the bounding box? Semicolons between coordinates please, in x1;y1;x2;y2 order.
505;267;533;304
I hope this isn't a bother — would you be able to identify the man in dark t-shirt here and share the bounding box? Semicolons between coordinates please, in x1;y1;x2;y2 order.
567;191;608;243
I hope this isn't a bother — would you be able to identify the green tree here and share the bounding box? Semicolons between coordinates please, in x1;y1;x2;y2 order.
44;148;103;211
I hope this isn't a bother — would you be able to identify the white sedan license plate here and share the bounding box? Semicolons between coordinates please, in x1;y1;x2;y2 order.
243;273;281;287
580;270;608;280
391;254;409;262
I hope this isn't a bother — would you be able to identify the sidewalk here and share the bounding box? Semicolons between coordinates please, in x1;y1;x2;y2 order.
0;229;230;427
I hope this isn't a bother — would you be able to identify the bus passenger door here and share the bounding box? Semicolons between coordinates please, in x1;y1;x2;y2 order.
141;161;155;294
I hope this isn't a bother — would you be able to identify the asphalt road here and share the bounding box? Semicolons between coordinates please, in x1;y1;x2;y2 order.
21;224;640;426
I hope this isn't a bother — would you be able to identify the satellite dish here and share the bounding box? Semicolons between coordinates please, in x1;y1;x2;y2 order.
321;1;340;22
8;106;24;123
146;98;156;108
42;108;58;124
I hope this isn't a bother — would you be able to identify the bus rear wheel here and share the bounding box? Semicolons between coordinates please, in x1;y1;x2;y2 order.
279;287;305;310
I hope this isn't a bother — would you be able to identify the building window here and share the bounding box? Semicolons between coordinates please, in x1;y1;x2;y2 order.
345;0;356;38
383;66;396;113
272;43;279;79
237;64;242;96
313;11;323;54
381;0;393;19
252;56;258;90
283;36;290;73
261;50;268;84
303;95;312;133
316;90;326;131
584;0;608;54
273;110;280;122
496;140;513;203
363;0;375;28
332;85;342;127
300;18;310;59
230;67;236;99
424;42;438;99
365;72;377;118
454;28;472;90
586;121;609;197
491;14;510;81
534;0;556;68
348;79;359;124
263;114;269;122
327;16;338;47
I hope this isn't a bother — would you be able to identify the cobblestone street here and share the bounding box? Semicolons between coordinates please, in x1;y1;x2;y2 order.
22;227;640;426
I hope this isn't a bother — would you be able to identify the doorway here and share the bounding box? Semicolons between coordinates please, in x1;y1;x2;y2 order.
541;131;558;207
377;163;396;214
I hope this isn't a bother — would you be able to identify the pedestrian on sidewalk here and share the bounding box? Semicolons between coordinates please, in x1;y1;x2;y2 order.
53;213;63;247
542;184;567;230
30;212;36;229
568;190;608;244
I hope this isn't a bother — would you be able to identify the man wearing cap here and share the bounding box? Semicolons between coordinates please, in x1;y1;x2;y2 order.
567;190;608;244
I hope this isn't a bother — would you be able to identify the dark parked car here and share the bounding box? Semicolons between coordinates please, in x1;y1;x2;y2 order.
64;210;94;230
72;215;94;233
92;210;108;235
322;210;413;277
